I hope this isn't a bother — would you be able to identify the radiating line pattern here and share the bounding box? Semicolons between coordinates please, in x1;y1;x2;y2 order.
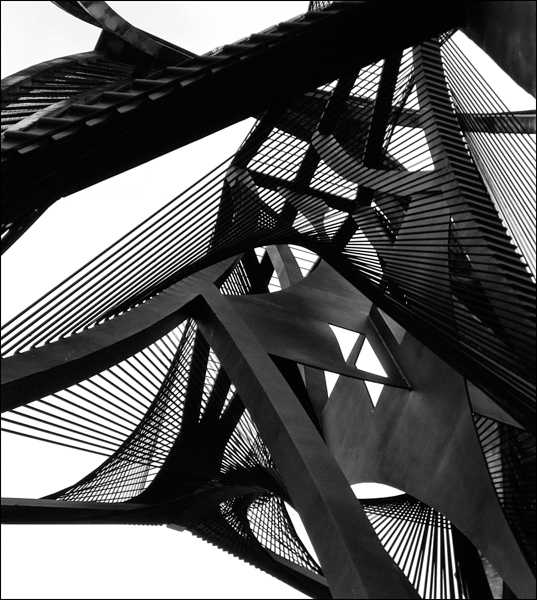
2;322;186;460
3;35;534;431
10;317;325;592
440;36;536;278
2;2;535;598
362;495;489;599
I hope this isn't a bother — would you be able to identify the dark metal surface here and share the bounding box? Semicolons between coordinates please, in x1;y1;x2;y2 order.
463;1;536;98
1;1;466;251
2;2;535;599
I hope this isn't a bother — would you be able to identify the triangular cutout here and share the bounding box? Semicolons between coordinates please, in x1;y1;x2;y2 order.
254;246;266;262
289;245;318;278
355;339;387;407
267;269;281;293
329;324;360;362
355;339;387;377
364;381;384;406
324;371;339;396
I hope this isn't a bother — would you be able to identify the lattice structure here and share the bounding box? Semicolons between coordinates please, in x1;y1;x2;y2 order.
2;2;535;599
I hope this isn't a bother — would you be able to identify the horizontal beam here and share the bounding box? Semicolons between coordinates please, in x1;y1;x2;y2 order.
458;110;536;134
1;497;149;524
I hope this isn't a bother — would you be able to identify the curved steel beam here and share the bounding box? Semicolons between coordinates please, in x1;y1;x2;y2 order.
2;1;466;251
1;260;234;412
52;1;196;64
1;259;408;413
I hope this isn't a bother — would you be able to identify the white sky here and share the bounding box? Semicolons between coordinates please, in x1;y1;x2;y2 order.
1;2;535;599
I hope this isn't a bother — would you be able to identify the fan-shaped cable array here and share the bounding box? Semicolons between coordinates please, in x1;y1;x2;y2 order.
32;316;325;595
440;35;536;278
2;3;535;598
3;35;534;432
2;323;187;459
362;495;492;599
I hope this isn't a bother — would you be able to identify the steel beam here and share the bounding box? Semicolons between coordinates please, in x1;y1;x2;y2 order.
195;286;419;599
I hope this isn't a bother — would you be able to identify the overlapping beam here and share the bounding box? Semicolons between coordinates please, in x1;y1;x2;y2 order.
1;1;466;250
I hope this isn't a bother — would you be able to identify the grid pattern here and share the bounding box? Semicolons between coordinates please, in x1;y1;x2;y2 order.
1;54;135;134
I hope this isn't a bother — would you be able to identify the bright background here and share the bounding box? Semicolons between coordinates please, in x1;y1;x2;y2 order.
1;2;534;599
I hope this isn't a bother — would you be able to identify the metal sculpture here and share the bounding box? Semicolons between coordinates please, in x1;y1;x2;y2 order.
2;2;535;598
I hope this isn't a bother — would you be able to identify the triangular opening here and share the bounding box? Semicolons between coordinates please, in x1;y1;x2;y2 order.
355;338;387;376
364;382;384;406
267;269;281;293
254;246;266;262
355;339;387;407
324;371;339;397
329;324;360;362
289;245;319;278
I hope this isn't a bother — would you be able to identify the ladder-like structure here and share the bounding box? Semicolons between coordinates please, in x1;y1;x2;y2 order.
2;2;535;598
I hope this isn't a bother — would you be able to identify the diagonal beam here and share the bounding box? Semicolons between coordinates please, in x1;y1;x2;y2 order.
2;1;466;251
195;285;420;599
